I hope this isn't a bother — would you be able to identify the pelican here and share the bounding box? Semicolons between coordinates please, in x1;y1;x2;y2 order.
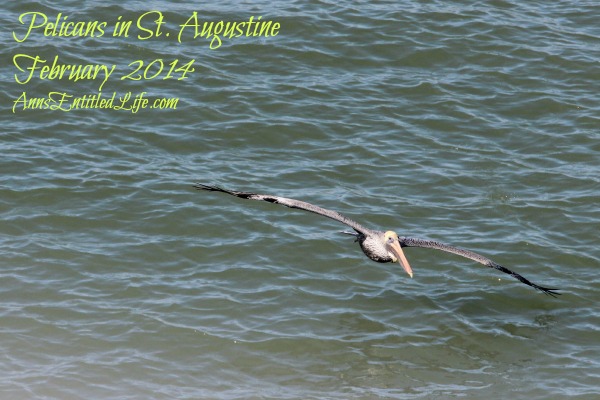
194;184;559;297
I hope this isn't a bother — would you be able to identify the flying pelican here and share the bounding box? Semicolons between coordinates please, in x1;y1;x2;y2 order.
194;184;560;297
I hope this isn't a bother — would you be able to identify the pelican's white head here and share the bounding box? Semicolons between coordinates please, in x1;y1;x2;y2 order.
384;231;413;278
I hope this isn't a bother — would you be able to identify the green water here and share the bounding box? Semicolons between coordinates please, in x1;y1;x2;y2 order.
2;1;599;399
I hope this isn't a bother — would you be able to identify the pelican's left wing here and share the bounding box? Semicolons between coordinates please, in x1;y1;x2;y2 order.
400;237;560;297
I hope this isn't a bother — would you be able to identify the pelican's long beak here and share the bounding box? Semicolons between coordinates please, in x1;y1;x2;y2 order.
389;241;413;278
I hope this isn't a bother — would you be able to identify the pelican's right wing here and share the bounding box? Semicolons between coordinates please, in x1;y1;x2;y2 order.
195;184;370;235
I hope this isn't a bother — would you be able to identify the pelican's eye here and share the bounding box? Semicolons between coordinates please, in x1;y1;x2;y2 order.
387;236;394;244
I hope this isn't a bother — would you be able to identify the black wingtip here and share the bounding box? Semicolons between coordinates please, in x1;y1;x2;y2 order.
193;183;210;190
194;183;224;192
517;272;561;298
486;261;561;298
535;285;561;298
518;278;561;298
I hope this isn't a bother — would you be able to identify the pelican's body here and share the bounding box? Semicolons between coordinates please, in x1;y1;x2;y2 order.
352;230;411;269
195;184;559;297
359;231;393;263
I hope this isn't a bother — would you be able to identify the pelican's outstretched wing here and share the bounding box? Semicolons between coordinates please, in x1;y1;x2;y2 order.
400;237;560;297
194;184;370;235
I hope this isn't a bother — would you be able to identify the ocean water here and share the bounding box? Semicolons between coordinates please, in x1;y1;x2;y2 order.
2;1;599;399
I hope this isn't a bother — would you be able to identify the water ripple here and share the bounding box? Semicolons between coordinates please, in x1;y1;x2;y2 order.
2;0;599;398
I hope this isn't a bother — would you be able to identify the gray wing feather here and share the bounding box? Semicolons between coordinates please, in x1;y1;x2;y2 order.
195;184;369;234
400;237;560;297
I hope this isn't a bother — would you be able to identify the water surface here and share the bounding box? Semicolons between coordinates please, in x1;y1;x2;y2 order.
2;1;599;399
